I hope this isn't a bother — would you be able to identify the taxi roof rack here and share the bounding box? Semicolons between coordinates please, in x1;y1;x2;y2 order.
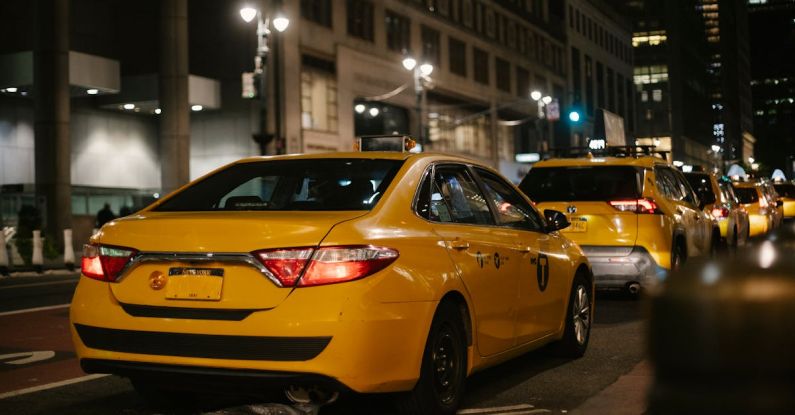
355;134;417;153
547;145;670;159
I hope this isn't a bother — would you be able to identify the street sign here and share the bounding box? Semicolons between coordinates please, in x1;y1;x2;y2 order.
546;99;560;121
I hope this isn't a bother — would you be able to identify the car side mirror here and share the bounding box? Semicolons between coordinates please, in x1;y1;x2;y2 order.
777;200;784;208
544;209;570;232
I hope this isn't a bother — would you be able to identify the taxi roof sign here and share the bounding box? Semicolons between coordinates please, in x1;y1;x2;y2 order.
356;135;417;153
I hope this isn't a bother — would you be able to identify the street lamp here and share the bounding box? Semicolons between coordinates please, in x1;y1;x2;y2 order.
240;3;289;155
403;56;434;146
531;91;557;153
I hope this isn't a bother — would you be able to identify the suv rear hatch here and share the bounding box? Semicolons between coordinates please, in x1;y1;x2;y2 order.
519;165;643;247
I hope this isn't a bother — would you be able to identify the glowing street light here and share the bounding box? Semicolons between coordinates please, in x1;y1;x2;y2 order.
402;57;417;71
419;63;434;76
530;90;542;101
542;96;552;105
239;7;257;23
403;56;434;146
272;14;290;32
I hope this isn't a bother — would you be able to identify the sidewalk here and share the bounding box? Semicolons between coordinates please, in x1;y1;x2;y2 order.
570;360;653;415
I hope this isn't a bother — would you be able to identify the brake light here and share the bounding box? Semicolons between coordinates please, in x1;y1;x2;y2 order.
711;207;730;219
609;198;659;214
255;248;314;287
81;244;137;282
254;246;399;287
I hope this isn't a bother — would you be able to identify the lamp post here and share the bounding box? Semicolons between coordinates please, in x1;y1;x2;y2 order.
240;4;289;155
402;57;433;147
531;90;554;153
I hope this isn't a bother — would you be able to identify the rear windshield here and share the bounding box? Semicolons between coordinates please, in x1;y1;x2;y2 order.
154;159;404;212
774;184;795;198
519;166;642;202
734;187;759;204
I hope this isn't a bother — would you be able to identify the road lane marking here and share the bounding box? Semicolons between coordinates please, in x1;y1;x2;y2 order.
0;351;56;365
0;374;108;400
458;404;535;414
0;279;78;290
0;304;70;317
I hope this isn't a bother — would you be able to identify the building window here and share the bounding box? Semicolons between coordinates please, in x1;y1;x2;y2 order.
421;25;441;67
516;66;530;98
641;90;648;102
301;0;332;27
347;0;374;41
474;47;489;85
585;55;594;115
633;65;669;85
607;67;615;111
301;56;338;132
617;74;625;116
632;30;667;47
462;0;474;27
496;57;511;92
385;10;411;53
569;5;574;28
571;46;581;107
652;89;662;101
449;37;467;77
596;61;605;109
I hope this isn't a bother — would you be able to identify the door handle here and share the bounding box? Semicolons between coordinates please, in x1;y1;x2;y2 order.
449;240;470;250
512;246;532;253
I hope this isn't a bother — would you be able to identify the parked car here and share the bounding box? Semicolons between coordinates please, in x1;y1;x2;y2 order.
732;182;774;237
684;172;750;247
71;138;593;414
519;152;718;293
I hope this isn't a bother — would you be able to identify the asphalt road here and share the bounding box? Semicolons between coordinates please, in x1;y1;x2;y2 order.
4;221;790;415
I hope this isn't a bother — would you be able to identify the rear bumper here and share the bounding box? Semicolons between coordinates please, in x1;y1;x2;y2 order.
80;358;351;394
581;245;665;289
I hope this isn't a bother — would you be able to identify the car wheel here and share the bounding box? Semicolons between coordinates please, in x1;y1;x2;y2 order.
551;273;592;358
396;301;467;415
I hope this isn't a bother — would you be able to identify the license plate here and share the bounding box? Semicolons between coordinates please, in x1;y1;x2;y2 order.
165;268;224;301
563;217;587;233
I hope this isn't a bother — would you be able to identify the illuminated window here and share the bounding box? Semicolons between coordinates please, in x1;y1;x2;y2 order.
633;65;668;85
301;57;338;132
652;89;662;101
632;30;667;47
641;90;648;102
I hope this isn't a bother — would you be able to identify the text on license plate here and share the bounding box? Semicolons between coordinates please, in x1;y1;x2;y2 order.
165;268;224;301
562;217;587;233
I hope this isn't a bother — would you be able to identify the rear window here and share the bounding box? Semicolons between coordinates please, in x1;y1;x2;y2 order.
774;184;795;198
519;166;642;202
154;159;403;212
734;187;759;204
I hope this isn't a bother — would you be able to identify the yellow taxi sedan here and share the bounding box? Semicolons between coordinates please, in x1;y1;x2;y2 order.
71;145;592;414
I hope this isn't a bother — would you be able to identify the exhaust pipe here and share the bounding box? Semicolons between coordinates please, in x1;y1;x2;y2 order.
285;385;339;415
627;282;641;295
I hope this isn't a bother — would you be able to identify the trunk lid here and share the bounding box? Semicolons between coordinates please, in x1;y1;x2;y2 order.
536;201;638;246
99;211;365;310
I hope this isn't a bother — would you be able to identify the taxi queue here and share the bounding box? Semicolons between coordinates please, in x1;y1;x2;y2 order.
69;136;791;415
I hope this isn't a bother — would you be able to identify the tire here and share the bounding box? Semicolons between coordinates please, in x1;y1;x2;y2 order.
396;301;468;415
550;273;593;358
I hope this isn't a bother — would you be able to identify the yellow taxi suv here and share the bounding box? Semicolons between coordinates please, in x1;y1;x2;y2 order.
761;181;785;228
519;153;717;293
773;181;795;219
684;172;750;247
70;140;593;414
732;182;774;237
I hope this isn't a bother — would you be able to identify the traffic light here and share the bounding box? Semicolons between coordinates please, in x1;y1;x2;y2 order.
568;110;581;123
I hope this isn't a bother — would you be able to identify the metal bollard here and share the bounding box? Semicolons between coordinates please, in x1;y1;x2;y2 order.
648;238;795;414
0;230;8;276
63;229;75;271
32;230;44;274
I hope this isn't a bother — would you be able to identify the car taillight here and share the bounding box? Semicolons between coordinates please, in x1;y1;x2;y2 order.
81;244;138;282
254;246;399;287
608;198;659;214
711;207;730;219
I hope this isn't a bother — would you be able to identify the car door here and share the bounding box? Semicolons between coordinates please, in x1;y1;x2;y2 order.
656;167;702;257
672;169;711;255
473;168;571;343
417;164;519;356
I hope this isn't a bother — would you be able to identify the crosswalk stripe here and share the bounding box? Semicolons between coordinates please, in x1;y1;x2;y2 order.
457;404;535;414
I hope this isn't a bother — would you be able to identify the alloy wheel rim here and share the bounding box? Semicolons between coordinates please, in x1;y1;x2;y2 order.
572;285;591;345
432;326;460;405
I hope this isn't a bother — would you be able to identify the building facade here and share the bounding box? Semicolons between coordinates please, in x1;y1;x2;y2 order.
566;0;635;148
0;0;569;247
608;0;715;165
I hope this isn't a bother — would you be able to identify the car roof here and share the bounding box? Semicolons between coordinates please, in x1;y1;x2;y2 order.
230;151;489;168
532;155;668;168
